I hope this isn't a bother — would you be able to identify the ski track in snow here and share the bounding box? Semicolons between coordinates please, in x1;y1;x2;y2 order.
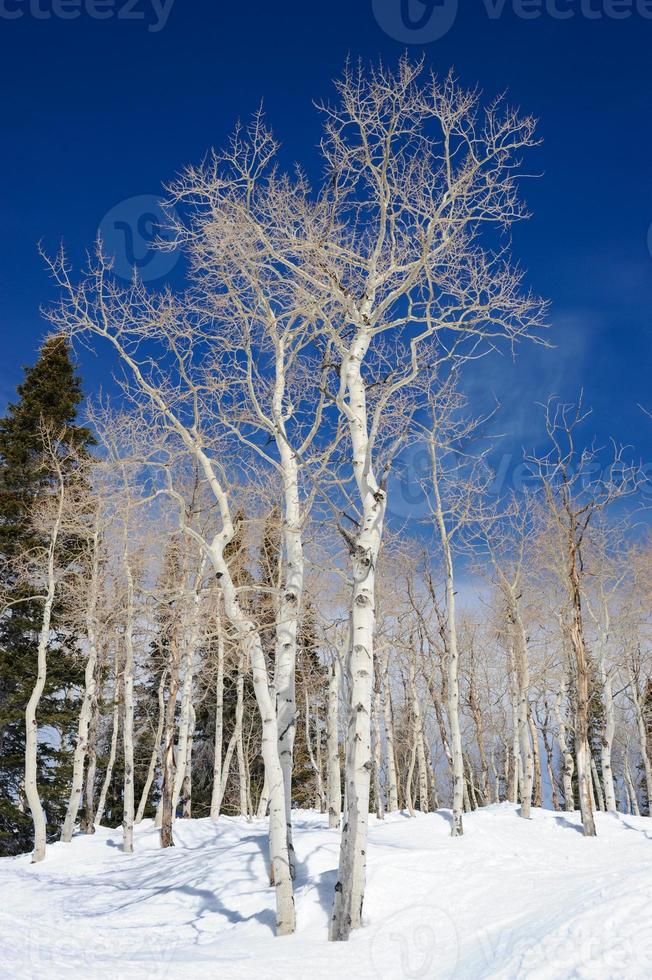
1;804;651;979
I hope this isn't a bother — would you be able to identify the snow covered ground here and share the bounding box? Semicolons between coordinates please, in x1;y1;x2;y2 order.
1;804;651;979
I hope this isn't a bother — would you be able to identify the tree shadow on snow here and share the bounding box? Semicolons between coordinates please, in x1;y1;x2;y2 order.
552;815;584;835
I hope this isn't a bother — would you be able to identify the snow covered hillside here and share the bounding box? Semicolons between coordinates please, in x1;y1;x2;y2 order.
1;804;651;979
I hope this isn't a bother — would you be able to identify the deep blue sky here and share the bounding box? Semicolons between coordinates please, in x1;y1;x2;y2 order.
1;0;651;468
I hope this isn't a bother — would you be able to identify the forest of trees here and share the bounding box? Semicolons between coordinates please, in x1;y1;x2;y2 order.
1;58;651;942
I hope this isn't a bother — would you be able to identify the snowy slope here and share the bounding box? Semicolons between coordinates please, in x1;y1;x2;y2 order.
1;805;651;979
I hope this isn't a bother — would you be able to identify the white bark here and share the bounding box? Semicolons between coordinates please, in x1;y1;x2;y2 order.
234;650;248;818
121;540;136;854
600;668;617;813
327;652;341;829
210;611;226;820
554;678;575;812
136;667;168;824
330;327;386;941
25;461;66;863
204;506;295;934
623;748;640;816
172;556;205;816
304;685;326;812
62;522;101;843
273;408;304;879
372;666;384;820
409;661;429;813
381;651;399;813
181;702;195;818
513;610;534;819
591;755;605;812
628;665;652;812
95;671;121;827
430;441;464;837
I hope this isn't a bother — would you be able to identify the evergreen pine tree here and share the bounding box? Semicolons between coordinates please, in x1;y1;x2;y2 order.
0;335;94;855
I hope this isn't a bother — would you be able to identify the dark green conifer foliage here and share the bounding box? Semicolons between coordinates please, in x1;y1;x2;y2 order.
0;335;93;855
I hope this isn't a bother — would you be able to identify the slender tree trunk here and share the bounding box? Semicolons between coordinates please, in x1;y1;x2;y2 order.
426;668;454;791
468;669;488;806
372;662;384;820
81;661;101;834
210;611;226;820
25;460;66;863
121;550;136;854
327;652;341;829
410;662;429;813
273;437;303;880
25;537;62;861
554;677;575;812
600;668;617;813
508;648;520;805
629;666;652;813
62;525;101;843
511;606;534;819
234;652;248;818
95;670;121;827
430;443;464;836
529;714;542;809
591;755;605;812
136;667;168;824
330;330;385;941
304;683;326;811
569;555;596;836
540;708;561;812
382;651;399;813
181;703;195;818
172;638;197;816
205;509;296;935
623;748;640;816
160;636;181;848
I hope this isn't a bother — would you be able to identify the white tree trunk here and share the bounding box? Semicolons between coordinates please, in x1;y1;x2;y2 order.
591;755;605;811
172;557;205;816
204;502;295;935
210;611;226;820
136;667;168;824
513;608;534;819
629;666;652;812
382;651;399;813
304;685;326;812
330;329;386;941
554;677;575;812
121;549;136;854
273;432;303;878
172;650;196;816
623;748;640;816
372;662;384;820
409;661;429;813
234;651;248;818
181;703;195;818
327;652;341;829
62;525;101;843
25;469;65;863
600;668;617;813
95;671;121;827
